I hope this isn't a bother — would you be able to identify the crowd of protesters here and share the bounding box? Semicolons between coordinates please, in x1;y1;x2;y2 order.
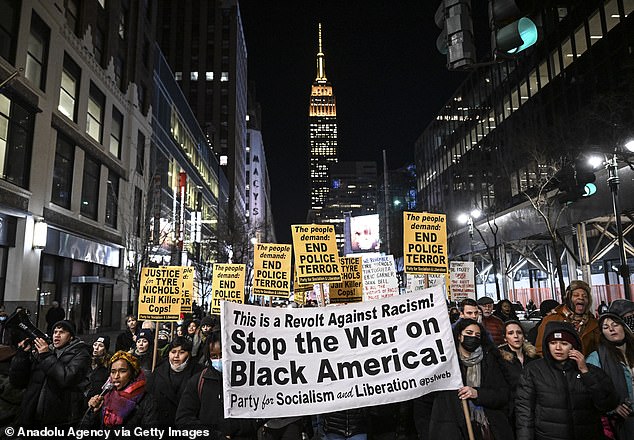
0;280;633;440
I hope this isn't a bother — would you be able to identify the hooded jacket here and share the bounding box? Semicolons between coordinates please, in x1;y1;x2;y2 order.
10;337;91;426
515;321;619;440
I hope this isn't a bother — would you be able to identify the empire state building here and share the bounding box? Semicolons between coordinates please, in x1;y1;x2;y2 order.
308;23;338;220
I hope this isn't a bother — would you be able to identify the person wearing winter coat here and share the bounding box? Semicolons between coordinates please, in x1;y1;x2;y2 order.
498;320;539;428
515;321;619;440
82;350;159;428
175;329;261;439
413;319;514;440
87;335;112;399
9;319;91;427
322;408;369;440
116;314;140;352
586;309;634;440
535;280;600;356
146;336;203;427
134;329;154;375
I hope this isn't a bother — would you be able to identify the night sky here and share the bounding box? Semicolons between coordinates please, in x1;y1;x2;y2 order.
239;1;468;243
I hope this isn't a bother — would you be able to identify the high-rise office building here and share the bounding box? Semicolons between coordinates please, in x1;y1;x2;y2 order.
308;23;338;221
157;0;248;222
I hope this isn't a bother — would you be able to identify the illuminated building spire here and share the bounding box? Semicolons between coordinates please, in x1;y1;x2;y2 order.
316;23;327;82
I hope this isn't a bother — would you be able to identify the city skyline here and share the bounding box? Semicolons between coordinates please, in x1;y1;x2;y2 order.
239;1;468;243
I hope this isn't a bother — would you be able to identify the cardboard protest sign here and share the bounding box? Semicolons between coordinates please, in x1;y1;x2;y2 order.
220;285;462;418
450;261;476;301
253;243;292;297
291;224;342;285
403;212;448;274
211;264;246;314
329;257;363;303
362;255;399;301
138;266;194;321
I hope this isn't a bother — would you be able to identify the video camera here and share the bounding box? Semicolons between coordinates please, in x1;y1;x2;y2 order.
5;309;52;345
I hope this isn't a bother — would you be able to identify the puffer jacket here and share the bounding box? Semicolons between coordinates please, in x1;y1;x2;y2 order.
9;338;91;426
515;321;619;440
322;408;368;437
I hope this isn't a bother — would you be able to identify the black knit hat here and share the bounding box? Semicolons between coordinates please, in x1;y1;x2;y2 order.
53;320;76;337
137;329;153;343
94;335;111;351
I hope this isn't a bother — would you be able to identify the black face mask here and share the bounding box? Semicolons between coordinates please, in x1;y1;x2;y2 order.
461;335;481;352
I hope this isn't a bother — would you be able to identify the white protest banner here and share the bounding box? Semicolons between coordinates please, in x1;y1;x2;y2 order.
362;255;399;301
220;285;462;418
450;261;476;301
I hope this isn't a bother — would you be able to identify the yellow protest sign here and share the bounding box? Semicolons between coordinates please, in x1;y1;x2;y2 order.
138;266;194;321
292;262;309;306
253;243;292;297
291;224;342;285
403;211;448;274
329;256;363;303
178;266;194;314
211;263;246;314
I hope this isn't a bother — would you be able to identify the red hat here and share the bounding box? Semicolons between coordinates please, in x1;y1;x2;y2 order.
546;330;579;348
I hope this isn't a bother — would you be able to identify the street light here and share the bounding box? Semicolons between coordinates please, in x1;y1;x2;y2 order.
606;139;634;300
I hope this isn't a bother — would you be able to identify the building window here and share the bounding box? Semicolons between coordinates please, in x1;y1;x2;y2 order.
114;56;124;90
136;131;145;175
175;71;182;80
93;26;104;66
137;84;146;113
0;0;20;63
118;7;127;39
51;133;74;209
98;0;105;8
58;54;80;121
221;72;229;82
105;170;119;228
191;72;198;81
134;186;142;237
110;107;123;157
87;83;105;143
0;94;34;188
205;72;214;81
81;156;100;219
25;12;50;91
64;0;79;34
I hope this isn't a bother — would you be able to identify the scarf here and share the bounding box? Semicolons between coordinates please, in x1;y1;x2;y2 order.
561;304;589;333
460;347;488;427
102;371;146;427
170;357;189;373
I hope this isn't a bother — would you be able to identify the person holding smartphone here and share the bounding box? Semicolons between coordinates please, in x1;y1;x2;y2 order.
516;321;619;440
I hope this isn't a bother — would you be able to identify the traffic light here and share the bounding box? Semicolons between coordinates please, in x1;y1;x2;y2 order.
489;0;541;57
435;0;476;70
553;161;597;204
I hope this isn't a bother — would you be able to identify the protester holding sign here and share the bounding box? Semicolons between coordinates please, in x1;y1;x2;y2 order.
175;330;261;439
413;319;513;439
147;336;203;427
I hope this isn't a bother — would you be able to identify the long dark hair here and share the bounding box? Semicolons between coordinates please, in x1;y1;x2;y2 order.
600;317;634;367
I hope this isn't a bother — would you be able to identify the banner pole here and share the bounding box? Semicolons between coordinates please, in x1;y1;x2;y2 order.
151;320;159;372
461;399;475;440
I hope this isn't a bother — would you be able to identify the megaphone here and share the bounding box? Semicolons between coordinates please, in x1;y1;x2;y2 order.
5;309;52;345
